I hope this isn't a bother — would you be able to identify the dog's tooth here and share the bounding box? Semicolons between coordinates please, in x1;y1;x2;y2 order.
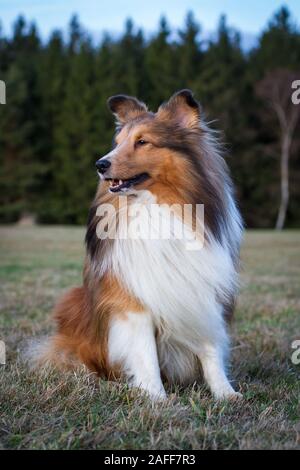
119;180;122;185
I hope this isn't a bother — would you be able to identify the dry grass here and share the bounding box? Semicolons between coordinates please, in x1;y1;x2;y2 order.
0;226;299;450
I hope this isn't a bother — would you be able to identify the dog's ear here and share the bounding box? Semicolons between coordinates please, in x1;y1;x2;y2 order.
157;89;200;129
107;95;148;128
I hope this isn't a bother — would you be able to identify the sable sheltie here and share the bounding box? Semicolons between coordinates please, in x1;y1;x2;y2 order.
32;90;243;400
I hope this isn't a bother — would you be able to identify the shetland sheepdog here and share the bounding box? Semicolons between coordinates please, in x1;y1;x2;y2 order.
32;90;243;400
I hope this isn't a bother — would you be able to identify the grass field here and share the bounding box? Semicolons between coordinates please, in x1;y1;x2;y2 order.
0;226;299;450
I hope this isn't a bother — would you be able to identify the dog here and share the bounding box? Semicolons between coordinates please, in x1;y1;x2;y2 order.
32;90;243;400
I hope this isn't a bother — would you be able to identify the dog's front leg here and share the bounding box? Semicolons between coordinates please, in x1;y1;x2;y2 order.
108;311;166;401
199;341;242;400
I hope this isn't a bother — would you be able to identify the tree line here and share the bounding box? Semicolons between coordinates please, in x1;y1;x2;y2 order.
0;6;299;227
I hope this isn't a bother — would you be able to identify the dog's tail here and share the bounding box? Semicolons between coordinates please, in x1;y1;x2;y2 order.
22;334;76;371
23;287;102;374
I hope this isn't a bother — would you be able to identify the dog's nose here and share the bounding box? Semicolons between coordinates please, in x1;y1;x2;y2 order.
95;159;111;173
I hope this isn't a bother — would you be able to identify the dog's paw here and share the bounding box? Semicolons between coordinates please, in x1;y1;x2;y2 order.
134;384;167;402
215;390;243;401
225;391;243;401
213;386;243;401
148;388;167;402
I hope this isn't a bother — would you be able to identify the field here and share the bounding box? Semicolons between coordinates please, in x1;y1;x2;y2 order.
0;226;299;450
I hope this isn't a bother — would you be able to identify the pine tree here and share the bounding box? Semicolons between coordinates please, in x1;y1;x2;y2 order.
0;17;44;221
144;16;176;108
51;17;97;223
110;19;145;97
35;30;67;222
176;11;202;89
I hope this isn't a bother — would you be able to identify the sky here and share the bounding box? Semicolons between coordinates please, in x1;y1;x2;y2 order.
1;0;300;44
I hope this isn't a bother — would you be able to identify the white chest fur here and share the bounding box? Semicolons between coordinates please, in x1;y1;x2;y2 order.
104;190;239;383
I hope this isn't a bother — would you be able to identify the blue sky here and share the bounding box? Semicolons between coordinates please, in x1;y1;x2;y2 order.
0;0;299;41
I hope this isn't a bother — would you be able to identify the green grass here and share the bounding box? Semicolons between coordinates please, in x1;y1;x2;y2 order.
0;226;299;449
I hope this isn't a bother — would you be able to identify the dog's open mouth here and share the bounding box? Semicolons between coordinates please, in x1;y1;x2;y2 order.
106;173;149;193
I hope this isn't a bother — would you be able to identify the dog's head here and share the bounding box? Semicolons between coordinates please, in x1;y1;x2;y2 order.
96;90;204;200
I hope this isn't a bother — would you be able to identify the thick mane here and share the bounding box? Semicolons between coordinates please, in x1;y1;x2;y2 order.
147;117;243;262
85;203;98;259
197;119;243;264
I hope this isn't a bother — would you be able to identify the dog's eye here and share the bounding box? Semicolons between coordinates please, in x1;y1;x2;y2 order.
136;139;147;147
